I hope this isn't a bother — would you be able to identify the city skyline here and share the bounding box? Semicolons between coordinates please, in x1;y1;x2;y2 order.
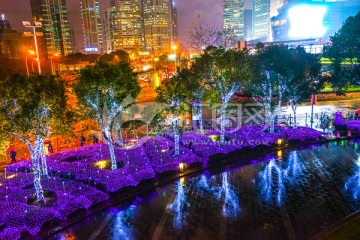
0;0;223;51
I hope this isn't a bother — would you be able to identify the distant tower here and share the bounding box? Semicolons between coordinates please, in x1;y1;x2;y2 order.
252;0;270;41
223;0;245;41
30;0;73;56
252;0;286;41
142;0;174;54
170;1;178;43
110;0;144;54
80;0;102;54
103;9;113;54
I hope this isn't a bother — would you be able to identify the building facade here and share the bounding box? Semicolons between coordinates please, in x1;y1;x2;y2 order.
80;0;102;54
142;0;174;54
252;0;270;41
223;0;245;41
110;0;144;54
30;0;72;56
103;9;113;54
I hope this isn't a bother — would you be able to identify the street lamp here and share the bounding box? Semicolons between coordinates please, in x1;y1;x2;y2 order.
171;44;177;73
50;53;59;75
25;50;35;77
23;21;42;74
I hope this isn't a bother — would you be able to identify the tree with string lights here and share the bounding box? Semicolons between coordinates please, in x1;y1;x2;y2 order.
156;70;189;156
75;62;140;170
250;44;292;133
197;47;253;144
0;74;71;203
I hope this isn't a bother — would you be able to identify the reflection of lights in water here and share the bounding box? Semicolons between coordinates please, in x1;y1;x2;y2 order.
167;181;188;230
112;205;136;240
344;156;360;200
284;151;303;184
259;159;285;205
194;173;240;218
180;177;185;184
196;174;211;191
258;152;303;205
212;172;240;218
221;172;240;218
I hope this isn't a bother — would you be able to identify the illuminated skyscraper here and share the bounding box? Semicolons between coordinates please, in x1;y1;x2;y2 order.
223;0;245;41
252;0;270;40
30;0;72;56
252;0;285;41
110;0;144;54
80;0;102;53
142;0;174;53
103;9;113;54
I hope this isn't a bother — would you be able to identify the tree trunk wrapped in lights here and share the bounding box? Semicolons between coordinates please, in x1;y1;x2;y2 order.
173;118;180;156
28;138;45;202
0;74;70;203
219;82;239;144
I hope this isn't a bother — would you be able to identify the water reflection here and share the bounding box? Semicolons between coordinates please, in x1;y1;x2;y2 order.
216;172;241;218
259;159;285;205
112;204;137;240
195;172;240;218
166;181;188;230
258;151;303;205
344;155;360;200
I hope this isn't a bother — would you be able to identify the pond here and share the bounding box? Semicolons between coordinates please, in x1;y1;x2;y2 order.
50;140;360;240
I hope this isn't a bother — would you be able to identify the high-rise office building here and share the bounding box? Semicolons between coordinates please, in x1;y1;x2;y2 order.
223;0;245;41
103;9;113;54
30;0;72;56
252;0;270;41
110;0;144;54
80;0;102;54
244;9;253;40
170;3;178;42
142;0;174;53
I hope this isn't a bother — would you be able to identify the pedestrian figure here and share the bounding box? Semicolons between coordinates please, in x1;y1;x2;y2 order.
48;143;53;153
10;150;16;164
80;136;85;146
188;141;193;149
93;134;99;144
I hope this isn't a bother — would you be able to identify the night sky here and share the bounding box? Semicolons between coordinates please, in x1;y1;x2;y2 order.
0;0;223;50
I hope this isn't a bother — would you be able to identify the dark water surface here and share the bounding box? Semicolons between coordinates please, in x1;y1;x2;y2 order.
50;141;360;240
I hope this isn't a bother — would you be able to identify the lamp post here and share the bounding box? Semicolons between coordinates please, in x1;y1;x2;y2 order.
171;44;177;73
25;50;35;77
310;94;315;128
23;21;42;75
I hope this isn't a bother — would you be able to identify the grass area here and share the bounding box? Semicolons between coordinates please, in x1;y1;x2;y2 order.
320;85;360;93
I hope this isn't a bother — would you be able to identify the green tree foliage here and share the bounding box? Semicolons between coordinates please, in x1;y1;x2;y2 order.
323;11;360;93
99;50;130;64
250;45;292;133
75;62;140;170
199;47;253;143
0;74;71;202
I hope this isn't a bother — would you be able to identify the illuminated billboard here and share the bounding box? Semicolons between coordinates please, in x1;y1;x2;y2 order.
288;5;327;39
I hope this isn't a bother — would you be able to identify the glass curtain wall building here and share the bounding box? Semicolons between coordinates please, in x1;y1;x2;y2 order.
110;0;144;54
80;0;103;54
30;0;72;56
224;0;245;41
